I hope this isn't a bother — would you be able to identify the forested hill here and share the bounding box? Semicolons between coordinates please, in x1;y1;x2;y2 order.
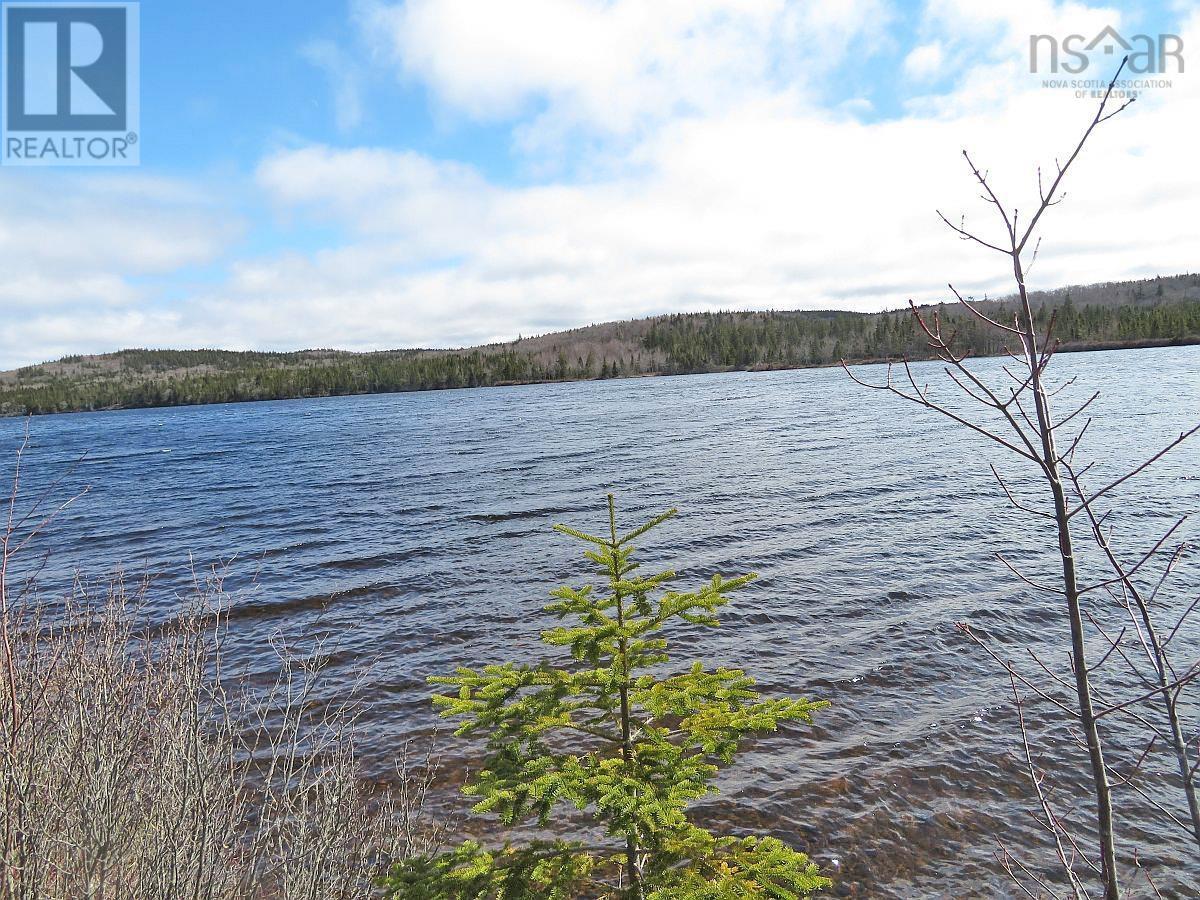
2;273;1198;416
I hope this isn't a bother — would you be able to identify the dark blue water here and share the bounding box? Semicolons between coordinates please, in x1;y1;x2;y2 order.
3;346;1199;898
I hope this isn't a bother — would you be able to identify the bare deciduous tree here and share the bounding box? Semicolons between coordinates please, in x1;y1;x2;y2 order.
843;59;1199;898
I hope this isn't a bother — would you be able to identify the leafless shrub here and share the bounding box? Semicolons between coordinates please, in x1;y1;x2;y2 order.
0;426;450;900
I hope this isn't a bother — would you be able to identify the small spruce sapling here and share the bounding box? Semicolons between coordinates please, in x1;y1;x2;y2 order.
386;496;830;899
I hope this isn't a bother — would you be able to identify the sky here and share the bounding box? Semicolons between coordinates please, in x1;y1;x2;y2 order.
0;0;1196;368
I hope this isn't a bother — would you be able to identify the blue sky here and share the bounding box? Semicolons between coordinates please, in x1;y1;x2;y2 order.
142;1;507;177
1;0;1197;367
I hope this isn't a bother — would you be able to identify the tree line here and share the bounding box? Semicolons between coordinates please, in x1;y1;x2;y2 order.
1;292;1198;416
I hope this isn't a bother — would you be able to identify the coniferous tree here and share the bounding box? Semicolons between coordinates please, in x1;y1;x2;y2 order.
8;279;1196;415
385;497;830;899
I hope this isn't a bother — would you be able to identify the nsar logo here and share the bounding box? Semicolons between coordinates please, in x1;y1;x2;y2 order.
1031;26;1184;75
2;2;139;166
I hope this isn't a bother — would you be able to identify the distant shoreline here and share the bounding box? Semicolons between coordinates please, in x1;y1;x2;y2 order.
3;336;1196;420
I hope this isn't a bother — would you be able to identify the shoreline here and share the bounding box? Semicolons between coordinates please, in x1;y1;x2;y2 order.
1;336;1197;420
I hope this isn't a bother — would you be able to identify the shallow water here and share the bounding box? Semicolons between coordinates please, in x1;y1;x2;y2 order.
4;346;1199;897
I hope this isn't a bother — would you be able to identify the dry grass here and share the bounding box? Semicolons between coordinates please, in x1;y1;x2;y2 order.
0;436;450;900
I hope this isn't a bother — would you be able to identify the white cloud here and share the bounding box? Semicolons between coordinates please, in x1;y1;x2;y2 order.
0;174;240;366
258;146;491;247
356;0;891;150
904;42;945;80
0;175;232;285
302;39;366;133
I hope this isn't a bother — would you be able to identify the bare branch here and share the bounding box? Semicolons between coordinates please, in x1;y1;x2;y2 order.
1068;425;1199;520
1016;57;1135;253
936;210;1011;254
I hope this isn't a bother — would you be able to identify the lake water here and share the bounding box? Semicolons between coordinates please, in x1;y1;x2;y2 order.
4;346;1199;898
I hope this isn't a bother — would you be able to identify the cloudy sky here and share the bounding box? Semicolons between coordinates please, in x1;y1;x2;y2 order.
0;0;1196;368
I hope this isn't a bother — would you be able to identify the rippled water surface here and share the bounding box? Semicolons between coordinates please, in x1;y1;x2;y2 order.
4;347;1199;898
